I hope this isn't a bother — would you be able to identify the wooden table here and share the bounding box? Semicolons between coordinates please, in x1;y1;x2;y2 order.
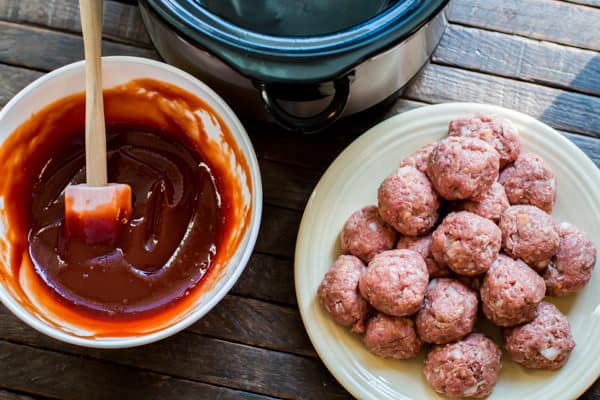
0;0;598;399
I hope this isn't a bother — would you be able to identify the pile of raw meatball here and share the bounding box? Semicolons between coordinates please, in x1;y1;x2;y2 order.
317;114;597;398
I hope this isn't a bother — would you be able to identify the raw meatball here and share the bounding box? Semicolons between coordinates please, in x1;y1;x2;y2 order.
317;255;369;333
499;153;557;213
363;313;423;359
431;211;502;276
543;222;597;297
503;301;575;370
458;182;510;222
377;166;441;236
480;254;546;327
448;114;521;167
400;143;436;174
396;234;450;278
416;278;478;344
340;205;397;263
427;137;500;200
499;205;559;270
359;249;428;317
424;333;501;398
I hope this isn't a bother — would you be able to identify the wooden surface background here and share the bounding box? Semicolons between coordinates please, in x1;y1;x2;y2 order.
0;0;599;399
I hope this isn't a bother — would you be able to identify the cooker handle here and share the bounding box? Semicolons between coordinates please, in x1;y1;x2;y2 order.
259;75;350;133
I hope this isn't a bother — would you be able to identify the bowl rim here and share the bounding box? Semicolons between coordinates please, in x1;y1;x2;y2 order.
0;56;263;348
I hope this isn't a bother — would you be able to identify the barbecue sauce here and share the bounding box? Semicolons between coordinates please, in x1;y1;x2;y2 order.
0;79;251;335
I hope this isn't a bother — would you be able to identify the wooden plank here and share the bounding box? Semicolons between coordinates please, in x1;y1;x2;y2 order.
0;319;349;399
0;64;42;107
255;206;300;258
260;158;319;210
448;0;600;51
189;295;315;357
580;381;600;399
404;63;600;138
0;288;313;364
562;132;600;167
233;253;296;305
0;20;157;72
0;341;277;400
0;0;151;46
433;24;600;96
0;389;39;400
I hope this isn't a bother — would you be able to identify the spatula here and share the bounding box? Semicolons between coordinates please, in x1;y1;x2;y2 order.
64;0;132;245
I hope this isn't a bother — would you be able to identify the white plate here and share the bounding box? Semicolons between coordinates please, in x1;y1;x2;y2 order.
295;103;600;400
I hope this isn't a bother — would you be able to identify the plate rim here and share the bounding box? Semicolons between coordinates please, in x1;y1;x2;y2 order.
294;102;600;400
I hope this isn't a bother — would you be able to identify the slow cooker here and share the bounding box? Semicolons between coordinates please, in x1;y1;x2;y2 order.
139;0;448;132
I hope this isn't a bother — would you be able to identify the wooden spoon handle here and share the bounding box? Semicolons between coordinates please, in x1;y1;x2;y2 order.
79;0;107;186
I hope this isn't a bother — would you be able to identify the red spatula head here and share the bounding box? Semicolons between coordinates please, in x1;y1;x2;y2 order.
64;183;132;245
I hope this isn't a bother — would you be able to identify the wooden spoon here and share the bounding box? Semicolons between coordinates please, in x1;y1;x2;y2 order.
64;0;132;245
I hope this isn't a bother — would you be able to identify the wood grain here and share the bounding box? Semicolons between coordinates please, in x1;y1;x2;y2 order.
0;389;38;400
233;252;296;305
0;0;151;46
448;0;600;51
581;382;600;399
0;340;277;400
0;317;349;399
0;63;42;106
0;20;157;72
255;206;300;258
562;132;600;167
405;63;600;138
260;159;319;210
434;24;600;96
189;295;315;357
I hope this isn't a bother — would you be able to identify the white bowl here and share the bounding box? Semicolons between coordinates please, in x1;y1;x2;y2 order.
0;56;262;348
295;103;600;400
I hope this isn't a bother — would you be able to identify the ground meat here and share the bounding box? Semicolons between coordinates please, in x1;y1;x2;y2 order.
427;137;500;200
424;333;501;398
480;254;546;327
359;249;429;317
400;143;436;174
499;153;557;213
503;301;575;370
448;114;521;168
431;211;502;276
377;166;441;236
317;255;369;333
499;205;559;270
543;222;597;297
340;205;397;263
458;182;510;223
396;234;450;278
363;313;423;359
416;278;478;344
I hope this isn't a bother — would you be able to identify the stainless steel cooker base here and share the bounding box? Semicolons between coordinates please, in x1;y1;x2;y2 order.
139;1;447;131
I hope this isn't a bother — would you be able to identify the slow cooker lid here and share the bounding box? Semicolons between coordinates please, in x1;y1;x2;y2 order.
146;0;448;83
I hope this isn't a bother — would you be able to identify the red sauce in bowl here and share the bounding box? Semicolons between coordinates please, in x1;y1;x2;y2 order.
0;79;252;336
